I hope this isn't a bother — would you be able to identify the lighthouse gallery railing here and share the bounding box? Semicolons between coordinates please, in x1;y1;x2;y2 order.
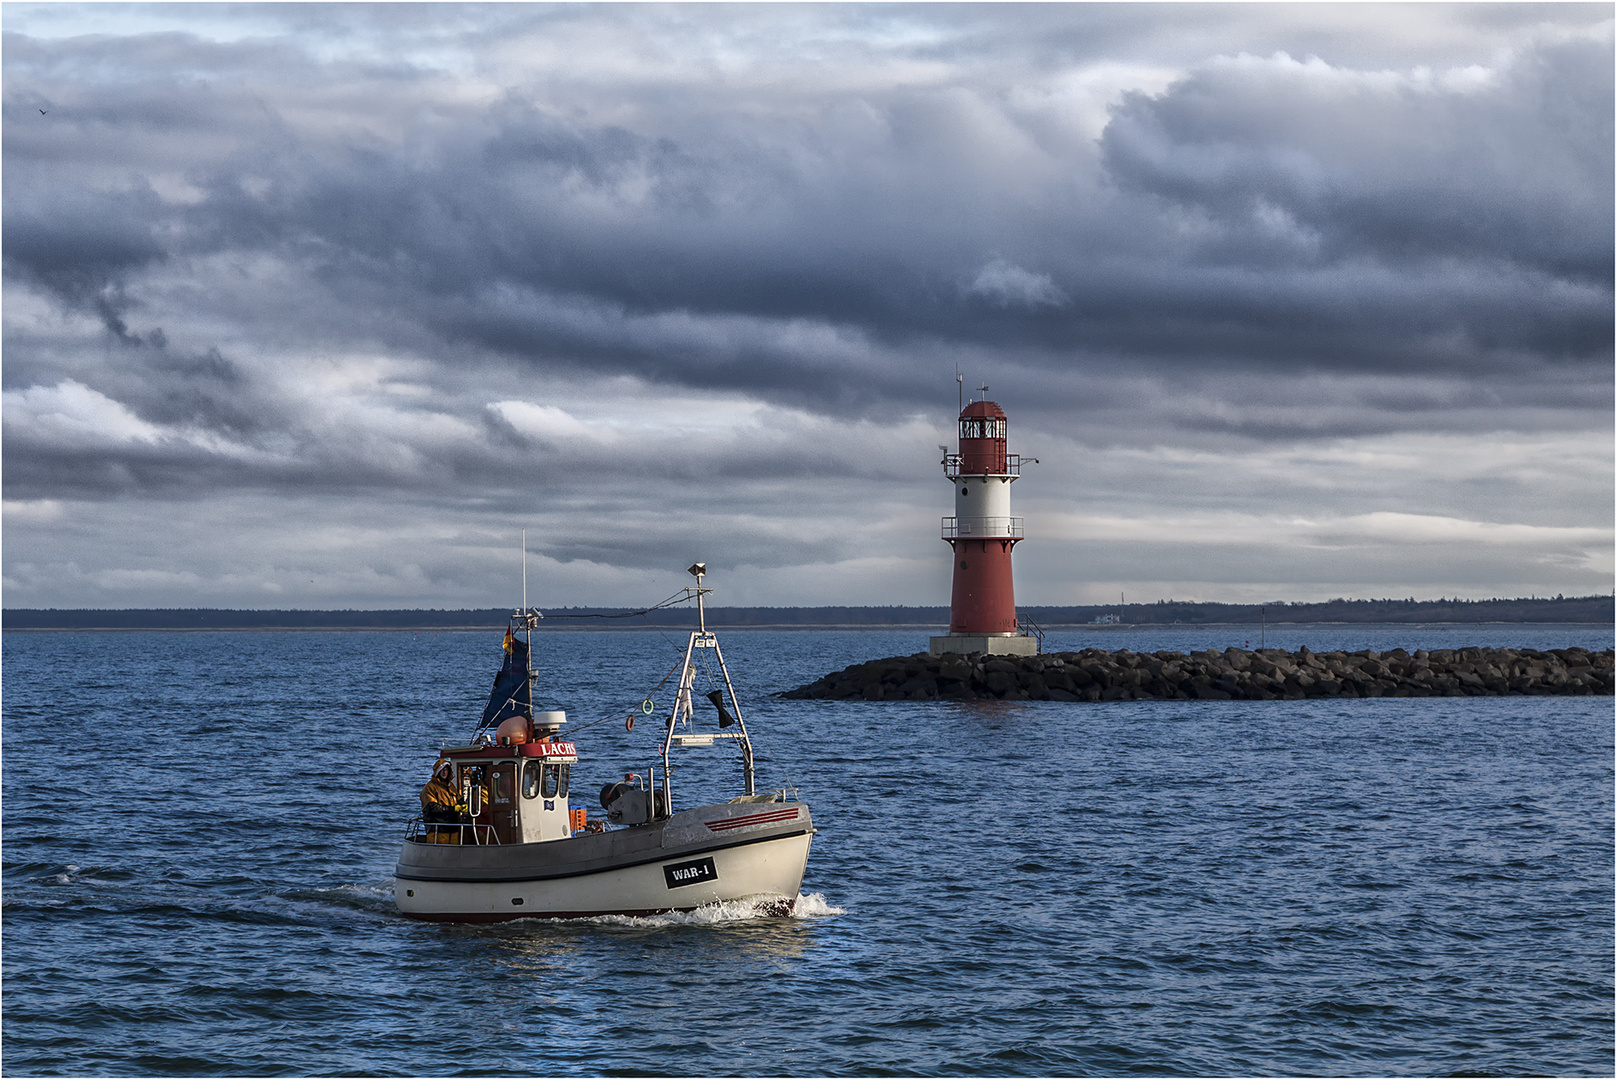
942;453;1023;479
941;516;1024;539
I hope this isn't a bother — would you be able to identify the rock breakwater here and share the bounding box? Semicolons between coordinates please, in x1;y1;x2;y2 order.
780;646;1615;702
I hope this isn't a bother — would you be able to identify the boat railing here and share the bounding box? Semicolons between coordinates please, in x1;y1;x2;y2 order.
405;816;502;846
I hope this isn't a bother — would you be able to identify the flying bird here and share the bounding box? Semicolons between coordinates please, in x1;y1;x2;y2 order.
38;108;47;115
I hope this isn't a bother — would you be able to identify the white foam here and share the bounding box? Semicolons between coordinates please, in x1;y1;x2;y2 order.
580;891;843;928
331;881;396;901
45;864;122;886
790;892;846;918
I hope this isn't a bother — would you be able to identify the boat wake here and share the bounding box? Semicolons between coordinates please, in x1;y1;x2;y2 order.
284;881;400;918
581;891;844;928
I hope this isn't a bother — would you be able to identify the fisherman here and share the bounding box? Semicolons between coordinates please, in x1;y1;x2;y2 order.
420;760;466;841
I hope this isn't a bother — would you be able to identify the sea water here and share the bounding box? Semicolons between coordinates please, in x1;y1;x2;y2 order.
3;624;1612;1076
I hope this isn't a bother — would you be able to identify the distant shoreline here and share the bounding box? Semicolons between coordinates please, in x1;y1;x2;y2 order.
4;596;1611;630
5;622;1613;634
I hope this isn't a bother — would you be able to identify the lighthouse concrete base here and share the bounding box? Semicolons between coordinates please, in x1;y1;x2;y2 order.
929;633;1038;657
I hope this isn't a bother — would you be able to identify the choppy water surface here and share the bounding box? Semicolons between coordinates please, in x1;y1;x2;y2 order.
4;624;1612;1076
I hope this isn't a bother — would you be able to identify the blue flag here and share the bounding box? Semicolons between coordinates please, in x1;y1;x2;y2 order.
481;629;531;726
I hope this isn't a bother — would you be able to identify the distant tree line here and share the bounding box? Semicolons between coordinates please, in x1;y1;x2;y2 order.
1028;595;1613;626
4;595;1611;629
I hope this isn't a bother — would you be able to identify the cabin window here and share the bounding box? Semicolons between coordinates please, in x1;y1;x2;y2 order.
523;761;571;799
461;764;488;814
541;762;571;799
489;763;513;805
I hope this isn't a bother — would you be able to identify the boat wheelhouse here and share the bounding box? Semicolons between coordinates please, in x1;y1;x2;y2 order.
418;715;581;848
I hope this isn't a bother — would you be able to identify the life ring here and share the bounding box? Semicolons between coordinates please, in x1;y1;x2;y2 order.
640;698;655;715
625;714;635;732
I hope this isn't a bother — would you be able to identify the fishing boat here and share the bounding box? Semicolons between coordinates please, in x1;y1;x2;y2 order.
394;564;814;922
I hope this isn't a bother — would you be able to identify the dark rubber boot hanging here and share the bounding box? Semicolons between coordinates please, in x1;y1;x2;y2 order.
706;688;736;727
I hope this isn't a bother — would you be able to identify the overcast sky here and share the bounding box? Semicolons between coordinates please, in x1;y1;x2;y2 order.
3;3;1612;611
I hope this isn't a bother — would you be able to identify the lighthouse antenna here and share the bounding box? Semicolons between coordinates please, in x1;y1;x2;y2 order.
956;365;964;413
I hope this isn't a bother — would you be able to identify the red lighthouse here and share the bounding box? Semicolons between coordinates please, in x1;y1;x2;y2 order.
930;397;1037;657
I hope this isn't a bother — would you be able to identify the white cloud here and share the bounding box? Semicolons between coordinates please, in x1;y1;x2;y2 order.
94;568;203;591
1;380;285;467
1047;509;1611;551
2;499;66;524
489;401;600;444
1313;512;1611;549
964;259;1069;308
4;381;165;447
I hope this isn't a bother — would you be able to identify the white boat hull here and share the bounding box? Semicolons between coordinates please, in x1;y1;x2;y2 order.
395;801;813;922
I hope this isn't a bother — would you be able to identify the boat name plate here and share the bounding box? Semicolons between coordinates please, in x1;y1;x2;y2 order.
442;741;577;760
663;856;718;889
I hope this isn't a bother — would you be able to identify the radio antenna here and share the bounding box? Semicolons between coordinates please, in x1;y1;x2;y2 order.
956;365;964;413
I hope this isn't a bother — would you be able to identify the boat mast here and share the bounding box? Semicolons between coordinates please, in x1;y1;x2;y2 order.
520;530;538;709
522;530;528;686
697;568;706;634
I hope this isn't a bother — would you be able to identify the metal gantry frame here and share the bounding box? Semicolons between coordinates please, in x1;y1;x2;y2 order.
480;550;758;822
658;564;756;815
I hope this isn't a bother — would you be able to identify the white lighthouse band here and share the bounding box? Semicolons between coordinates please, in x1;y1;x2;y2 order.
947;472;1019;538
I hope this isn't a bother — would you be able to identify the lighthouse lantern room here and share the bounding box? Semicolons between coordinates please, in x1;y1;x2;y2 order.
930;397;1038;657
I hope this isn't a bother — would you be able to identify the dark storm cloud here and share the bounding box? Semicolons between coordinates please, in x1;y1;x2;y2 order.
1102;37;1612;275
8;9;1609;436
3;181;168;338
141;58;1603;404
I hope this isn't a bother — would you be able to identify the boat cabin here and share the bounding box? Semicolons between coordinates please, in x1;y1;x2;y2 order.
429;710;581;845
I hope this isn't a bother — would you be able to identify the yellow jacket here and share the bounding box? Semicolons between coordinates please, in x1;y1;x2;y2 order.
420;776;462;816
